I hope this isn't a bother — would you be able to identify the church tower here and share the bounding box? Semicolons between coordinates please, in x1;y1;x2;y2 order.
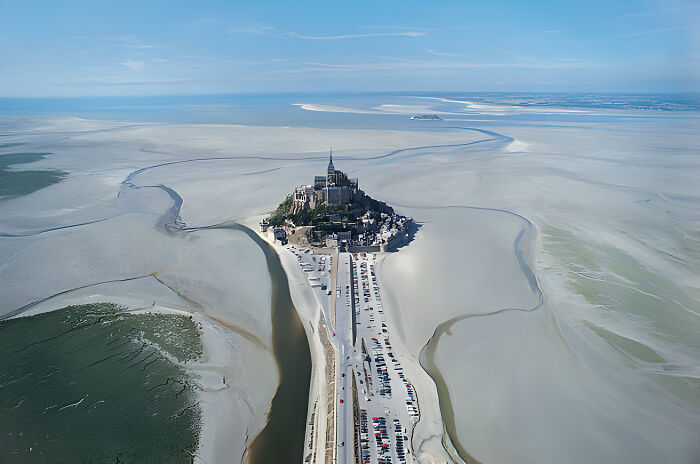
327;148;335;187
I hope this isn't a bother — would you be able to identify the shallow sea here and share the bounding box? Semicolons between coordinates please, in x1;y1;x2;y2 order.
0;303;202;462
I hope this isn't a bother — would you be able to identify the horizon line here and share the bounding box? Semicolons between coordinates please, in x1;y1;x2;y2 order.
1;90;699;100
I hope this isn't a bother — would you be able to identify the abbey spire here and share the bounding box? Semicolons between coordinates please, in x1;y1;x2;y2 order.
327;147;334;173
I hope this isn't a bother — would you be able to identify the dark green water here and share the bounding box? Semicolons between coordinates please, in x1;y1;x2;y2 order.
0;303;202;463
229;225;312;464
0;152;67;199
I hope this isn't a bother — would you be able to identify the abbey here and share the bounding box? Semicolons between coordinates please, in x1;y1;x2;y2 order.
291;150;363;214
264;150;412;252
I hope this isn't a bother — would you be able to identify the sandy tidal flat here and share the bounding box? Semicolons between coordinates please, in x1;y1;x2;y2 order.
0;118;485;462
1;105;699;463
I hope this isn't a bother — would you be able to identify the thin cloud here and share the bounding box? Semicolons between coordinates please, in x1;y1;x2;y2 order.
357;25;433;31
508;54;589;65
122;44;157;49
121;60;145;72
358;25;470;32
273;57;602;74
223;24;429;40
226;25;277;35
74;77;192;85
288;31;425;40
426;48;463;57
619;27;680;37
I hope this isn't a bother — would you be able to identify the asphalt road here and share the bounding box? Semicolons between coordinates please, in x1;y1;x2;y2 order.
289;247;418;464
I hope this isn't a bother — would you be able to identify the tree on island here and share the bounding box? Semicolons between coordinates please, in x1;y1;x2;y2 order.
268;195;361;228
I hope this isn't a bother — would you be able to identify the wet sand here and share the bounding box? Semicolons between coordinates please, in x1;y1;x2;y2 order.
2;107;699;463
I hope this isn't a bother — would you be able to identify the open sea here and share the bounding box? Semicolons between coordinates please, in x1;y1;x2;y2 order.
1;92;698;129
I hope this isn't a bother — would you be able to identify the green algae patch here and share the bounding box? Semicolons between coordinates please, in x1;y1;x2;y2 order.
585;322;665;364
0;303;202;462
0;152;67;199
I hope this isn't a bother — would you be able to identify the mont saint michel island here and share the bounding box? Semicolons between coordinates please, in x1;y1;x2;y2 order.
261;151;412;252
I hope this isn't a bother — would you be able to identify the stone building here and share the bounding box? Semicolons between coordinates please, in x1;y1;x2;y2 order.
292;150;362;213
325;233;338;247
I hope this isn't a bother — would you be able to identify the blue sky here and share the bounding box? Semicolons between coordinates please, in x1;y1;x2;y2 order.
0;0;698;96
